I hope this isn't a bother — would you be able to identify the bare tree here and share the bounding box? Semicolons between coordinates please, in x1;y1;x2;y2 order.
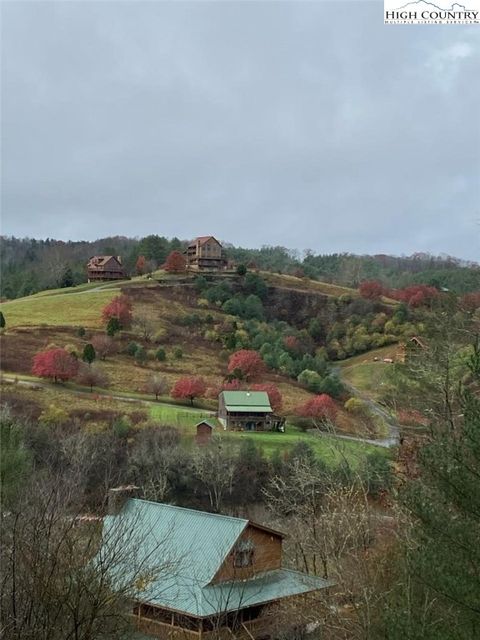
90;335;116;361
133;312;157;342
0;475;177;640
144;373;168;401
192;436;235;513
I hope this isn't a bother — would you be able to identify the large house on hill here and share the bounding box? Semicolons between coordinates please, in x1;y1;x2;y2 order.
87;255;127;282
218;391;284;432
184;236;228;271
100;489;331;640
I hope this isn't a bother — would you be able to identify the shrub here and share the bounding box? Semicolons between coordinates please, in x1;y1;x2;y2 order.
134;346;147;365
76;326;86;338
155;347;167;361
112;415;132;438
173;346;183;360
297;369;322;393
126;341;139;356
39;405;69;427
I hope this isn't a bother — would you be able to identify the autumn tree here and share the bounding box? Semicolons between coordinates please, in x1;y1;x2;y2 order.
145;373;168;400
32;348;79;383
135;254;146;275
251;383;283;412
359;280;384;300
171;376;207;405
82;343;96;365
227;349;266;380
91;334;116;361
164;250;187;273
101;294;132;329
76;363;109;392
297;394;337;425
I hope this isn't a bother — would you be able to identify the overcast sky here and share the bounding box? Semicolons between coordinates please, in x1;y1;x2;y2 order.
1;1;479;260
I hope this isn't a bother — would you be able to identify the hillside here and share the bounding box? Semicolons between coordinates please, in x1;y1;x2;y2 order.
0;271;399;442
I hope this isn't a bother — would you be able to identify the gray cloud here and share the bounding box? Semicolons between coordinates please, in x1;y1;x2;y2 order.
1;1;479;260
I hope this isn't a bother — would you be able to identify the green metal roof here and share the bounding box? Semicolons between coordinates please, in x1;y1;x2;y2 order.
195;419;217;429
98;499;331;618
221;391;272;413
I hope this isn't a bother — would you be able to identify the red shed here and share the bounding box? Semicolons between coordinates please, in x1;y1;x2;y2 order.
195;419;216;445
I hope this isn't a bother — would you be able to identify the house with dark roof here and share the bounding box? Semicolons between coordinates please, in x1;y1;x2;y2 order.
218;391;284;432
184;236;227;271
87;255;127;282
99;490;332;640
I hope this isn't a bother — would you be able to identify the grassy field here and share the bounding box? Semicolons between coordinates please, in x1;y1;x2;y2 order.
0;289;119;328
150;403;214;429
338;345;398;400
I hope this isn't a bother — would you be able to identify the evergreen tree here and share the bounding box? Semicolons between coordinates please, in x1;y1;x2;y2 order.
82;343;96;364
0;311;5;329
106;316;121;336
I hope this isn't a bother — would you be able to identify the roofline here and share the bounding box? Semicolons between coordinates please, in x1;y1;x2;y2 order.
247;520;285;539
125;498;249;527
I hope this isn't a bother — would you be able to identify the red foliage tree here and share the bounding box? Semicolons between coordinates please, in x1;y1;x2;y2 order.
359;280;385;300
460;292;480;312
164;251;187;273
250;383;283;412
32;348;79;383
171;376;207;405
389;285;439;307
227;350;266;380
297;394;337;423
101;294;133;328
283;335;300;353
135;255;146;275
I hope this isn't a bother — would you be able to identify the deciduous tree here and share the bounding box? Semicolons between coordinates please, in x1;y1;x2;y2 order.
135;254;146;275
91;334;116;361
359;280;384;300
76;362;109;392
32;348;79;383
171;376;207;405
164;251;186;273
227;349;266;380
297;394;337;424
101;294;132;329
145;374;168;400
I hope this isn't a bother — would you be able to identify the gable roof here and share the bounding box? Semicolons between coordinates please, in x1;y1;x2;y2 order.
87;255;122;268
188;236;222;247
99;499;329;617
196;419;217;430
220;390;272;413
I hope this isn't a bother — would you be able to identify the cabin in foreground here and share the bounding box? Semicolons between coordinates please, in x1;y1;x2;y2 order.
184;236;227;271
218;391;284;432
100;492;331;640
87;256;127;282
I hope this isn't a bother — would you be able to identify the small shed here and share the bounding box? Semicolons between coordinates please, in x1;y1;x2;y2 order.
195;419;216;445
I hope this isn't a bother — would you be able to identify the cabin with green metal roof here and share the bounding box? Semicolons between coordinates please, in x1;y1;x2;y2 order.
218;390;283;432
99;489;332;640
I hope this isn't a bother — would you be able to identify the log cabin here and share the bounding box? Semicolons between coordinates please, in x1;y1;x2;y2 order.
87;255;127;282
100;490;332;640
184;236;228;271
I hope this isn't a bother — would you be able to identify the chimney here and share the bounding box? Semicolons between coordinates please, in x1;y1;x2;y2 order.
107;485;139;516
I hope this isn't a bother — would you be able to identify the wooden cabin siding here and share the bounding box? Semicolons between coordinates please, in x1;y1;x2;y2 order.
212;524;282;583
196;422;213;445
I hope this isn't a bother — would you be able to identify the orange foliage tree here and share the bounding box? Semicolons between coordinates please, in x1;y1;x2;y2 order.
297;393;337;423
164;251;187;273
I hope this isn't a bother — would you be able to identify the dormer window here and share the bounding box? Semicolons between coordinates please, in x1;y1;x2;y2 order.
233;539;255;568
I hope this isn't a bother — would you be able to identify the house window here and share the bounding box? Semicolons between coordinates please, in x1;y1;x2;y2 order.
233;540;255;568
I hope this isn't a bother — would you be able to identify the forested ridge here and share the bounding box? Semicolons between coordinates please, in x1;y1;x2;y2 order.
1;234;478;299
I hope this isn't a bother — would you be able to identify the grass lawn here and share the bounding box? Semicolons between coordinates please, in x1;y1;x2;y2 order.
226;427;384;467
150;403;215;430
342;362;391;400
0;289;118;328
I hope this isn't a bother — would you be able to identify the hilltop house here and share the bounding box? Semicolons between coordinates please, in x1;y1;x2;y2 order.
218;391;284;432
87;256;127;282
100;489;331;640
184;236;227;271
